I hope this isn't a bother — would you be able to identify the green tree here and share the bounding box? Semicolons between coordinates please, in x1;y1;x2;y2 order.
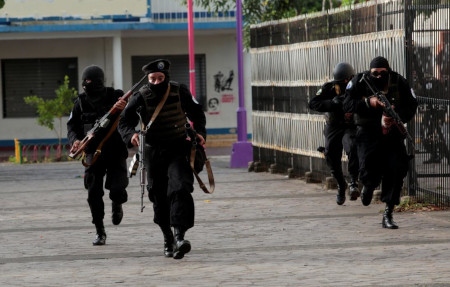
341;0;367;5
0;0;4;9
181;0;355;48
185;0;450;50
24;75;78;149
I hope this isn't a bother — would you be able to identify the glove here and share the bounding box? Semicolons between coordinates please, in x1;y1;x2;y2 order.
332;96;342;105
331;96;342;111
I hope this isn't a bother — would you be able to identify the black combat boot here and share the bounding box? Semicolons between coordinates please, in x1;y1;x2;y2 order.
349;178;360;201
361;186;374;206
111;202;123;225
334;174;347;206
382;204;398;229
93;224;106;246
336;182;348;205
173;226;191;260
160;225;174;258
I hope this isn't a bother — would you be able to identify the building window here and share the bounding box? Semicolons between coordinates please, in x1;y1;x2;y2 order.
2;58;78;118
131;54;206;109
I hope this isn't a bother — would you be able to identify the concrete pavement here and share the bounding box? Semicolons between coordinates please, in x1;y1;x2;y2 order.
1;150;450;287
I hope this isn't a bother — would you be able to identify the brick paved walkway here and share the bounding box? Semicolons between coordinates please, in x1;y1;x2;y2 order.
1;151;450;287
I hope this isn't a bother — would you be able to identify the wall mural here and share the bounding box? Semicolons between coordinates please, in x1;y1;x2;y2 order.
210;70;235;115
214;70;234;92
208;97;220;114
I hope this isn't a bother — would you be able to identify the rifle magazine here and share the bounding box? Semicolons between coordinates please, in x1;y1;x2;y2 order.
128;153;140;178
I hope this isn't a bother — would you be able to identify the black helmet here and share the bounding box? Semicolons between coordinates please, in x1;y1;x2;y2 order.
333;62;355;82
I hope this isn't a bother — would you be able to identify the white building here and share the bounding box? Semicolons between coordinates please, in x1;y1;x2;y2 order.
0;0;252;149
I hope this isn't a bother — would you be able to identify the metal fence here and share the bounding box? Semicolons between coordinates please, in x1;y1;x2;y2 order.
150;0;236;22
20;144;72;163
0;143;73;164
250;0;450;206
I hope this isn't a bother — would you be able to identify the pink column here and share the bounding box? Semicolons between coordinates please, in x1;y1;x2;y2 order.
187;0;196;98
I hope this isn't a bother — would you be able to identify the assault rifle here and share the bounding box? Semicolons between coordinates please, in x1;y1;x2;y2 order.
128;85;170;212
69;74;148;164
360;73;415;155
128;108;146;212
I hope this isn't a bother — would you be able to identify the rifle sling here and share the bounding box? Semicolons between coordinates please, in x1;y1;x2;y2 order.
144;85;170;131
82;117;120;167
189;145;215;194
83;83;171;167
71;75;149;163
150;86;215;193
138;85;214;194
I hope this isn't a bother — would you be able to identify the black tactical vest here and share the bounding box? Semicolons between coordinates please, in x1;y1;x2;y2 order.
141;81;187;144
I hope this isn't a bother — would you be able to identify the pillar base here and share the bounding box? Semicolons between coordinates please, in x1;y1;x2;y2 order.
230;141;253;168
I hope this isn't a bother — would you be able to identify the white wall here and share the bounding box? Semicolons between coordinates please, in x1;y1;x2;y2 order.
1;0;147;18
122;34;252;135
0;33;252;142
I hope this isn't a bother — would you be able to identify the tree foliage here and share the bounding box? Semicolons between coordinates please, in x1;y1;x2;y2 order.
183;0;323;23
180;0;365;48
181;0;448;49
0;0;4;9
24;75;78;146
181;0;370;22
341;0;367;5
410;0;450;18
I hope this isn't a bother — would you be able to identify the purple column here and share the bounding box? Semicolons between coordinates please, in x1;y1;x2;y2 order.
230;0;253;168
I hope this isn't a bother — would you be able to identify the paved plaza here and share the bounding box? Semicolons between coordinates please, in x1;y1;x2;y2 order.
1;149;450;287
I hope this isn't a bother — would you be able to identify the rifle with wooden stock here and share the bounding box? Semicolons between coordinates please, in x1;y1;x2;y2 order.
69;75;147;165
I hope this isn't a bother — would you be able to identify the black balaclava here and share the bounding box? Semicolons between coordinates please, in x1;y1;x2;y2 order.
369;56;390;90
142;59;171;96
150;76;170;96
81;65;106;104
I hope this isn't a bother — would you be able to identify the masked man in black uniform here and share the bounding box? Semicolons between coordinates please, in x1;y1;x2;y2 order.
67;65;129;245
343;56;418;229
309;62;360;205
118;59;206;259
